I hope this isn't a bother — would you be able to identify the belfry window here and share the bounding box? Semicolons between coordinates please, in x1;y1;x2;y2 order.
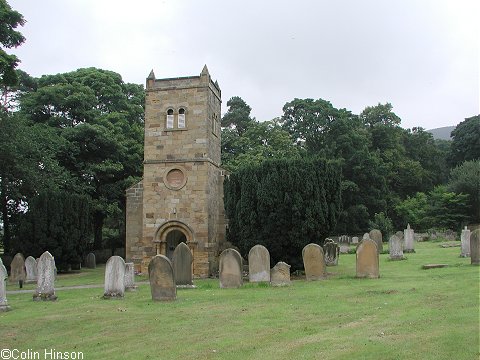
166;109;174;129
178;108;186;128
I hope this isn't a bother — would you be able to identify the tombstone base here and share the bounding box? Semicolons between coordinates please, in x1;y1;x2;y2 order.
404;249;415;253
102;293;124;300
176;284;197;289
125;285;138;292
0;304;12;312
33;292;57;301
389;256;406;261
460;254;470;258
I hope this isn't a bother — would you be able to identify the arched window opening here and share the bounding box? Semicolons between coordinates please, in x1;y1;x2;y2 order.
178;108;186;128
166;108;174;129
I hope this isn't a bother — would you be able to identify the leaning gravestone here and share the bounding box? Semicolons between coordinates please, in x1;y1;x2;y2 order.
0;263;11;311
404;224;415;253
85;252;96;269
356;238;379;278
219;248;243;288
33;251;57;301
25;256;38;283
9;253;26;285
124;262;137;291
172;242;193;286
389;234;404;260
460;226;471;258
248;244;270;282
103;256;125;299
302;243;326;280
323;239;339;266
270;262;291;286
471;229;480;266
148;255;176;301
369;229;383;254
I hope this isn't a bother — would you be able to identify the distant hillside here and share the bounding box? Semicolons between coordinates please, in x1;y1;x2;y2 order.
427;126;455;140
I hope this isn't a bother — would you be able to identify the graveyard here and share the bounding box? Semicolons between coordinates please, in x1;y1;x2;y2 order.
1;240;478;360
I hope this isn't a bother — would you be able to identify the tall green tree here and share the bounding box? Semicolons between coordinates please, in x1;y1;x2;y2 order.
19;67;144;249
0;0;25;89
221;96;255;136
448;160;480;223
0;112;70;253
448;115;480;167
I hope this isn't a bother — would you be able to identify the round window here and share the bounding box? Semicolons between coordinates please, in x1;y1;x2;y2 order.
165;168;187;190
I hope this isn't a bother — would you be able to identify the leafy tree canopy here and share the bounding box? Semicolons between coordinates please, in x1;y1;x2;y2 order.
0;0;25;87
448;115;480;167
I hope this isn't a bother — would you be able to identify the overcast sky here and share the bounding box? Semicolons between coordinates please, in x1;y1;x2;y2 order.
8;0;479;129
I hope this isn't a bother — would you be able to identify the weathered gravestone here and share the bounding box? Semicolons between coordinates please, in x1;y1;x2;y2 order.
219;248;243;288
148;255;176;301
270;262;291;286
356;239;379;278
352;237;359;244
9;253;26;285
33;251;57;301
0;263;11;312
25;256;38;283
460;226;471;257
124;262;137;291
323;239;339;266
471;229;480;266
103;256;125;299
85;252;96;269
302;243;326;280
404;224;415;253
248;244;270;282
172;242;193;286
389;234;404;260
369;229;383;254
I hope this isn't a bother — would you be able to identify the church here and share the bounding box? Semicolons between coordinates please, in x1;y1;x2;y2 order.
125;66;227;277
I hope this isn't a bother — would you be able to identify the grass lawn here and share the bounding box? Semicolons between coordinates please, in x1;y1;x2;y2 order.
1;241;479;360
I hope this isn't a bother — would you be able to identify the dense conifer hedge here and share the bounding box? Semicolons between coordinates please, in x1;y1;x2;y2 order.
14;191;91;270
224;158;342;269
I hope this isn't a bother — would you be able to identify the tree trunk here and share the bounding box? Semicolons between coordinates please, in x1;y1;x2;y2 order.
0;178;10;254
93;211;105;250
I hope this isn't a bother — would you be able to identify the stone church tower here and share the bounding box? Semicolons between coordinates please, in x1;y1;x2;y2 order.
125;66;226;277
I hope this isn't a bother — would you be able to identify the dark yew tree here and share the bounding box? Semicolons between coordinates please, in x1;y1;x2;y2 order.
224;158;342;270
14;190;91;270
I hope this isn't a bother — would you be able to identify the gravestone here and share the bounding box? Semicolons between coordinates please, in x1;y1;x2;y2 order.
395;231;404;239
103;256;125;299
248;244;270;282
389;234;404;260
323;240;339;266
172;242;193;286
352;237;359;244
270;262;291;286
9;253;26;285
85;253;96;269
124;262;137;291
369;229;383;254
363;233;370;240
404;224;415;253
471;229;480;266
460;226;471;257
356;239;379;278
302;243;326;280
219;248;243;288
148;255;176;301
25;256;38;283
33;251;57;301
0;263;11;312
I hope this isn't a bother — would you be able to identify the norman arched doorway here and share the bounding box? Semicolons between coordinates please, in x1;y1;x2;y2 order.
165;229;187;260
154;220;196;262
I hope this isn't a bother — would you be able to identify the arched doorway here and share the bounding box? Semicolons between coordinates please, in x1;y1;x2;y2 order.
165;229;187;260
